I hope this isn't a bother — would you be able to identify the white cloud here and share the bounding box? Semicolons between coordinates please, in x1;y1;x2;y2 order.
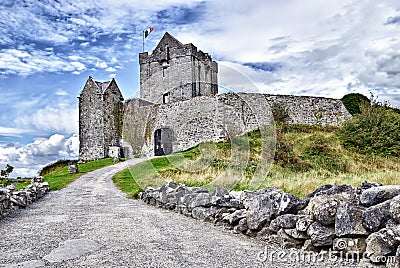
106;67;117;72
14;104;78;135
55;89;69;96
0;126;37;137
0;134;79;177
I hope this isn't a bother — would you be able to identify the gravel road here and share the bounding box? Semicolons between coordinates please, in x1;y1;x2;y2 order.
0;158;359;268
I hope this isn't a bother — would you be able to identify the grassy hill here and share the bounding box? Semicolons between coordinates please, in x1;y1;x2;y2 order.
113;123;400;199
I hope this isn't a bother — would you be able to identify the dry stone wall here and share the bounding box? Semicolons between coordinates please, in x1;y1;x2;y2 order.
139;182;400;267
0;177;50;220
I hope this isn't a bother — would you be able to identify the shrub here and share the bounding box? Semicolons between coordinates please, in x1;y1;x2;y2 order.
341;93;370;115
337;102;400;157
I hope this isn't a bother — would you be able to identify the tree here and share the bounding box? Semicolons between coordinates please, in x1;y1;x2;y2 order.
341;93;370;115
337;100;400;157
1;164;14;178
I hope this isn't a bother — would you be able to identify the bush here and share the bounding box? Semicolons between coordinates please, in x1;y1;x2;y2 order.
341;93;370;115
337;102;400;157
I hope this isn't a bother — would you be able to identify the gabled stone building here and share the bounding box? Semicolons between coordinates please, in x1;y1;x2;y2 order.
79;32;351;161
78;77;124;161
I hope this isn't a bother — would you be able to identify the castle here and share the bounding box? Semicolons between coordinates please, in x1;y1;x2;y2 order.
79;32;351;161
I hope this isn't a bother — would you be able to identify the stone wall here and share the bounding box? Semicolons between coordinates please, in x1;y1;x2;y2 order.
0;177;50;220
139;182;400;267
121;93;351;157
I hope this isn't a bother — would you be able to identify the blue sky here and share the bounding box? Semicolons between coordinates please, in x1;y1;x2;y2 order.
1;0;400;177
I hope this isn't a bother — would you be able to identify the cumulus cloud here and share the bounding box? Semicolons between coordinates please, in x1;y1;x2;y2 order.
14;103;78;135
174;0;400;107
0;134;79;177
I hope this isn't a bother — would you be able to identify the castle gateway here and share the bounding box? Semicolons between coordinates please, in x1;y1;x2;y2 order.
79;32;351;161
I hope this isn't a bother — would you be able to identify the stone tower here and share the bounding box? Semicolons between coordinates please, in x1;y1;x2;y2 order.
139;32;218;104
78;77;124;161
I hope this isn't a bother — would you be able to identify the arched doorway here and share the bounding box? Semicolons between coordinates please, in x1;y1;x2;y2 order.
154;128;174;156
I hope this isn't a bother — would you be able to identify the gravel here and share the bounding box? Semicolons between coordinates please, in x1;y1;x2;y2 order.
0;158;360;267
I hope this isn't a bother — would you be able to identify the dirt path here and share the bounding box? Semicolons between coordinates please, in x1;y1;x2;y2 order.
0;158;350;267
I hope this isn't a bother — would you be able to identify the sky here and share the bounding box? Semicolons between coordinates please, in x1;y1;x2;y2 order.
0;0;399;177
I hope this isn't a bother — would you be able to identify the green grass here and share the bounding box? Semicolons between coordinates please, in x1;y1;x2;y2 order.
113;124;400;199
17;158;123;191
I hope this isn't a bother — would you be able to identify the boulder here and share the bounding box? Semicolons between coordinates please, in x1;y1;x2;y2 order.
296;217;313;232
362;200;392;232
306;184;357;203
233;218;248;234
191;206;218;222
335;202;369;237
222;209;246;226
360;186;400;207
277;228;304;249
269;214;302;229
284;228;309;240
307;221;335;247
365;226;400;263
241;187;306;230
313;199;339;226
389;196;400;224
356;181;382;195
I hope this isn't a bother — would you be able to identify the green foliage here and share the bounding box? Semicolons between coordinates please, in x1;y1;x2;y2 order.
341;93;370;115
1;164;14;178
338;102;400;157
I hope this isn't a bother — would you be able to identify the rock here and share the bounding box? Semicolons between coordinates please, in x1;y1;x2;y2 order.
277;228;304;249
307;221;335;247
389;196;400;224
356;181;382;195
360;186;400;207
335;202;369;237
211;189;244;209
241;187;306;230
68;164;78;174
222;209;246;226
284;228;309;240
233;218;248;234
362;200;392;232
270;214;302;229
313;199;340;226
31;176;44;183
245;229;258;237
296;217;313;232
365;226;400;263
333;237;367;255
306;184;357;203
191;206;218;222
180;192;211;211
